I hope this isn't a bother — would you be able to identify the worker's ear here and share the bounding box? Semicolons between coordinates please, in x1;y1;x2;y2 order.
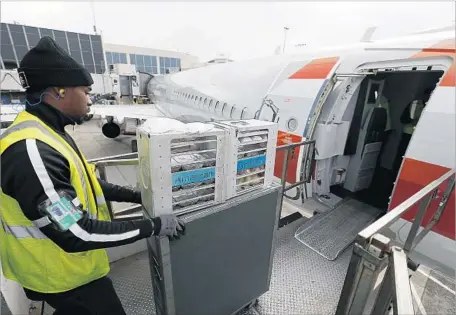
49;87;64;99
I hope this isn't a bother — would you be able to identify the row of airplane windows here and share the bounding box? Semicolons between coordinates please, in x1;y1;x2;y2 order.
170;91;248;119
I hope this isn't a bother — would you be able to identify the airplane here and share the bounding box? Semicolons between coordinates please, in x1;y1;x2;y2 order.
2;27;455;274
88;27;456;274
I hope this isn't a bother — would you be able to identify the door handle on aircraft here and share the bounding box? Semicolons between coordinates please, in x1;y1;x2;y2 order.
433;188;441;199
435;192;440;199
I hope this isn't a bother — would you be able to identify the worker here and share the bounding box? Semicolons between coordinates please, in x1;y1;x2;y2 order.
0;36;185;315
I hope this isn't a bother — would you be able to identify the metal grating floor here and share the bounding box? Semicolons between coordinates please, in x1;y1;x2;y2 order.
108;217;353;315
240;218;352;315
2;218;352;315
3;217;454;315
294;198;382;260
108;217;351;315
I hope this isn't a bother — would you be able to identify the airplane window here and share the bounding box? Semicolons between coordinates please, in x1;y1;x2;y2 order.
287;118;298;132
241;107;247;119
222;102;227;114
223;103;231;116
230;105;236;118
215;101;219;111
204;98;207;106
209;100;213;109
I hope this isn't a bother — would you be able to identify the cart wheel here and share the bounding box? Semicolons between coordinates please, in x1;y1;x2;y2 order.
131;139;138;153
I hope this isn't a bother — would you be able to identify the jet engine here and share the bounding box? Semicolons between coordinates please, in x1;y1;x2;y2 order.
101;116;124;139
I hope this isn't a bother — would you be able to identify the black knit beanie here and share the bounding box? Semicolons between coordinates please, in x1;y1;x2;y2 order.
17;36;94;92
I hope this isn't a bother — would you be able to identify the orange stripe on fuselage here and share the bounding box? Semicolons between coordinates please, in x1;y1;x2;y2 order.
273;131;302;183
289;57;339;79
390;158;454;239
409;38;455;87
397;157;451;186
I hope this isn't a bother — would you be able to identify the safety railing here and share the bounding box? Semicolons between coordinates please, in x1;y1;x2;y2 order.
335;168;455;315
88;152;141;221
277;139;316;209
88;140;316;221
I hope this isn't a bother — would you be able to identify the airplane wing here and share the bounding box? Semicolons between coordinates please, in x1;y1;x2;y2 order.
89;104;169;120
1;104;23;126
1;104;170;126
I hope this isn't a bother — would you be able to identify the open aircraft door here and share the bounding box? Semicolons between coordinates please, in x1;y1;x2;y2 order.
256;56;342;202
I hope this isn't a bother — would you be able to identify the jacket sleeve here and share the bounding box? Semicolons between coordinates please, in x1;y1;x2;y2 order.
0;139;154;253
97;178;142;204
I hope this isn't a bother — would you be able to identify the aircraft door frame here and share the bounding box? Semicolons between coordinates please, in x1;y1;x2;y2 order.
257;57;343;203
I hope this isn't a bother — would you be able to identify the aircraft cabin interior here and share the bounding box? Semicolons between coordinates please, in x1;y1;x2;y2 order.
330;70;444;212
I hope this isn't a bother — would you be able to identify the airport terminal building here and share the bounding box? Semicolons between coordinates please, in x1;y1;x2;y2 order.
0;22;199;103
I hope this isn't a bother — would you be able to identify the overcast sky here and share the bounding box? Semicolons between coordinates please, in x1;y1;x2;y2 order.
1;1;454;61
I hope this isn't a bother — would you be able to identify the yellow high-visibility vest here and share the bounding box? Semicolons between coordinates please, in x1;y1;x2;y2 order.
0;111;111;293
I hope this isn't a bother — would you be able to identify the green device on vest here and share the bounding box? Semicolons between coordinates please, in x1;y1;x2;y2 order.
38;191;82;231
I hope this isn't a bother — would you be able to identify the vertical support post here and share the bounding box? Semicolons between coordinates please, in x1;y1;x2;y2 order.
371;263;394;315
335;247;365;315
335;234;390;315
391;246;415;315
97;165;114;220
403;192;433;252
278;148;290;217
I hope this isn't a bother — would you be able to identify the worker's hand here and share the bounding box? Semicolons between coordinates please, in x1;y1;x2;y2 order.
151;215;186;240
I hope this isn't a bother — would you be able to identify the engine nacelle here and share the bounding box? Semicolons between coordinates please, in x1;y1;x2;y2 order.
101;116;122;138
101;122;121;138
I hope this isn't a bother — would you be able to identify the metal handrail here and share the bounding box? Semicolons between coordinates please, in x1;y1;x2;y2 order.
87;152;138;163
357;168;455;247
336;168;455;315
277;140;315;193
94;158;139;167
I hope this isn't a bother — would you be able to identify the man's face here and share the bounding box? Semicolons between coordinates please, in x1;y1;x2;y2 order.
61;86;92;118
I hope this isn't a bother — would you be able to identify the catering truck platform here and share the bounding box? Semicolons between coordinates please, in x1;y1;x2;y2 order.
1;140;455;315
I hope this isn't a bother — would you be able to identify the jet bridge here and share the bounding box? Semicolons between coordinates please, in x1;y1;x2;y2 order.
5;142;453;315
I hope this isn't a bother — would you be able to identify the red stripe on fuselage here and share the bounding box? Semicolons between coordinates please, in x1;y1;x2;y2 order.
410;39;455;87
289;57;339;80
389;158;454;239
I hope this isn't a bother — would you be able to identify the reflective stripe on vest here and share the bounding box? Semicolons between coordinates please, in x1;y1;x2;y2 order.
1;120;97;217
1;220;47;239
96;195;107;205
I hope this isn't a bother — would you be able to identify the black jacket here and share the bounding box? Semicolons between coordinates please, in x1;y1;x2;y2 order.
1;102;153;255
